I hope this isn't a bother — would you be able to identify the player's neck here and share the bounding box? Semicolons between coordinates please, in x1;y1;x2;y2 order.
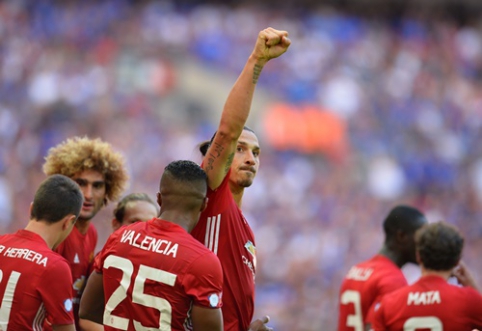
158;210;195;233
421;268;451;280
24;220;57;249
378;245;405;268
75;218;91;235
228;182;245;208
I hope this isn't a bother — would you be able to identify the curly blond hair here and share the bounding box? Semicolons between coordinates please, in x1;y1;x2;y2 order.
43;136;128;202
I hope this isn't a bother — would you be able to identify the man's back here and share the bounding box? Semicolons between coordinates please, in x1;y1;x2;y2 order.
372;275;482;330
96;218;223;330
0;230;74;330
191;172;256;331
338;255;407;331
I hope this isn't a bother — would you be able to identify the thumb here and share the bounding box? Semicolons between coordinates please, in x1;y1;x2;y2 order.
261;315;270;324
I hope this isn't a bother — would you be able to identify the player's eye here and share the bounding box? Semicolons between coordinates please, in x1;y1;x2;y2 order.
93;182;105;189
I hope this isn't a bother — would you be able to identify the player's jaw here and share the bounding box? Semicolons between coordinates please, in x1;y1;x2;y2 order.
235;165;257;188
79;199;103;221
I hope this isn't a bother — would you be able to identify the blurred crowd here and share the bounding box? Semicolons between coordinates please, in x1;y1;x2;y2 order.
1;0;482;330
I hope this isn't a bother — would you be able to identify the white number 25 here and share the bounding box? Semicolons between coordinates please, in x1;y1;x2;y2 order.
103;255;177;330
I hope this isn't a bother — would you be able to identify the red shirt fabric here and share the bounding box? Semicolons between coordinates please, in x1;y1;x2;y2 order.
54;223;97;327
338;255;407;331
191;171;256;331
0;229;74;330
372;275;482;331
95;219;223;331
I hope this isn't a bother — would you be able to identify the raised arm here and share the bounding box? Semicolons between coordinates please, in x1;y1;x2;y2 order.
203;27;290;189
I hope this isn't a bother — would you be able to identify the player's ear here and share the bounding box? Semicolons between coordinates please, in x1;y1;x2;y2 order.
396;229;408;244
200;197;208;212
111;218;121;231
62;214;76;230
156;192;162;207
29;202;33;218
415;250;421;265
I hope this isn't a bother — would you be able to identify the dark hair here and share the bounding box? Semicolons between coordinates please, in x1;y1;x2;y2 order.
416;221;464;271
113;193;157;222
31;174;83;223
383;205;427;240
199;126;255;156
164;160;207;183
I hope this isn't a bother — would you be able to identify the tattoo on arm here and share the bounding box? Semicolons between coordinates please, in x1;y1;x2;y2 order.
224;153;234;175
206;157;215;172
252;64;262;84
212;142;224;157
205;143;225;174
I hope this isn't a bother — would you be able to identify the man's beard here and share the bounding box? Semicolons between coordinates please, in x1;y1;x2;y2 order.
237;176;254;188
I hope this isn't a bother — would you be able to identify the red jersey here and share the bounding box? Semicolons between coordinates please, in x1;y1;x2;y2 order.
191;171;256;331
54;223;97;326
338;255;407;331
0;230;74;330
95;219;223;331
372;275;482;330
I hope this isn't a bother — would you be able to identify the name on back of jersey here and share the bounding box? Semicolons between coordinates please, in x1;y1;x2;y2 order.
346;266;373;281
120;229;178;258
407;291;441;306
0;245;48;267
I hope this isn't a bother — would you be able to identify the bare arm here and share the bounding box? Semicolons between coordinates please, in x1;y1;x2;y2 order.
191;305;223;331
79;319;104;331
52;325;76;331
203;27;291;189
79;272;105;326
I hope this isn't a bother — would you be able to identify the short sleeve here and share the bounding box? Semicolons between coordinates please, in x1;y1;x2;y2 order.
94;230;121;274
38;259;75;325
182;252;223;309
370;299;386;331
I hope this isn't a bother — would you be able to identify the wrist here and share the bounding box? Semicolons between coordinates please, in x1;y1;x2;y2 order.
248;54;268;68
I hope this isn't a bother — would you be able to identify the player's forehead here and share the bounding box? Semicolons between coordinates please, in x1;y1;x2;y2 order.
238;130;260;149
125;200;156;215
72;169;105;182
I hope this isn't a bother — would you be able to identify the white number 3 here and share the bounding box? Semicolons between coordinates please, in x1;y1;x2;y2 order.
103;255;177;330
404;317;442;331
341;290;363;331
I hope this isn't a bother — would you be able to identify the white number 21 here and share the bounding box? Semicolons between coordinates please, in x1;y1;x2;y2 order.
0;270;21;330
103;255;177;330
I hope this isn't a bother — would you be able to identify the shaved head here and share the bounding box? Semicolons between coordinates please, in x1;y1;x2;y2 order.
159;160;207;211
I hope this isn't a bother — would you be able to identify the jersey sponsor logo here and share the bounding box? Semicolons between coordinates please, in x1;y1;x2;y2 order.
0;245;48;267
346;266;373;281
204;214;221;255
73;253;80;264
64;298;73;312
242;255;256;280
208;293;221;307
407;290;441;306
120;229;178;257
